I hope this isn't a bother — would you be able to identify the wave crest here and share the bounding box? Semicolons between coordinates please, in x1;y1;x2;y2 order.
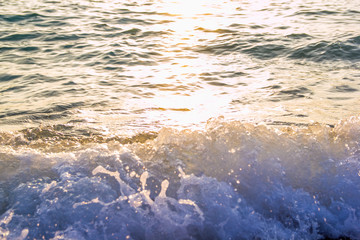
1;116;360;239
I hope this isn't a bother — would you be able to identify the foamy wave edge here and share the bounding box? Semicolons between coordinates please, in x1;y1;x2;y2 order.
0;116;360;239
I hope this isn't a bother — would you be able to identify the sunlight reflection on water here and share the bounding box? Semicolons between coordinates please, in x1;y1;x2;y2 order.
0;0;359;133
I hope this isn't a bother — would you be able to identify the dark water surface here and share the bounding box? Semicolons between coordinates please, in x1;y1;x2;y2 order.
1;0;360;239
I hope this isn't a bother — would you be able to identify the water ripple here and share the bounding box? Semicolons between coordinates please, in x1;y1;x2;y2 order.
0;33;42;41
0;0;359;129
0;13;44;22
0;74;21;82
289;36;360;62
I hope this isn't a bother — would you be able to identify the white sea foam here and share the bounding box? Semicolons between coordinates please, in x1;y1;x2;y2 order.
0;117;360;239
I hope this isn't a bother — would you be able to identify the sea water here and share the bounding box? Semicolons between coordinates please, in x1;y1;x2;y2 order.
0;0;360;239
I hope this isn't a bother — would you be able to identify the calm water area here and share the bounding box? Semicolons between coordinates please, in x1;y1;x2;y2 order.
1;0;359;135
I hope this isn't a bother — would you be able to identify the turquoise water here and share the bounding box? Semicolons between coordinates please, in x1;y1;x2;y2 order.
1;0;360;239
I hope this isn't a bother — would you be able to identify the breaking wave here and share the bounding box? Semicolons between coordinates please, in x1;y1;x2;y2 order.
1;116;360;239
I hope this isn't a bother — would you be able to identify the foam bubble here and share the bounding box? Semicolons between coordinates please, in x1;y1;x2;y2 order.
0;116;360;239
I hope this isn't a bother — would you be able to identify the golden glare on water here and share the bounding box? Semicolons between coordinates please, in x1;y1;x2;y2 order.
2;0;359;133
172;0;208;17
116;0;284;129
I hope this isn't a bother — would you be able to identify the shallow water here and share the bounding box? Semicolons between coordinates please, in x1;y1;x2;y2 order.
1;0;360;239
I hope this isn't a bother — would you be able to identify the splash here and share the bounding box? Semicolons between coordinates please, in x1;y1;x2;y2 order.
0;116;360;239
